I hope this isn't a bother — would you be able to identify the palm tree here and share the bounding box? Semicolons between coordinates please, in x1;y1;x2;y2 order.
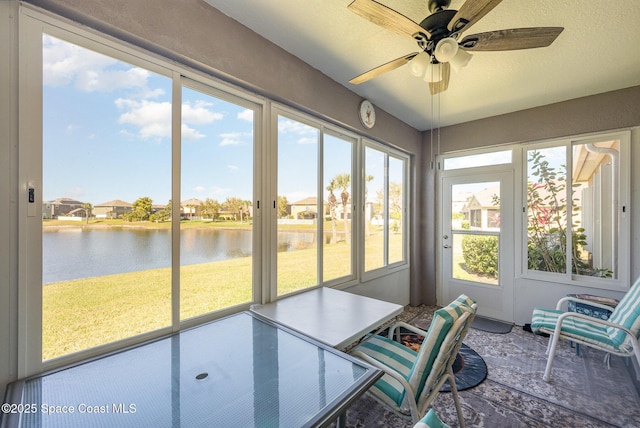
364;174;374;236
334;173;351;243
326;179;338;243
81;202;92;224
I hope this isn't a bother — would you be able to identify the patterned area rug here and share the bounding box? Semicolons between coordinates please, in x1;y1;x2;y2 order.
338;305;640;428
398;329;487;392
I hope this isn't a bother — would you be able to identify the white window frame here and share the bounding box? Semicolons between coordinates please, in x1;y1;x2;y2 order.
360;139;411;281
521;130;631;292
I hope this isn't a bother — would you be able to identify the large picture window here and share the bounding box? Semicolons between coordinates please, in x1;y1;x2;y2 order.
364;144;408;272
42;34;173;360
526;135;629;282
23;14;410;374
180;82;255;320
275;113;360;296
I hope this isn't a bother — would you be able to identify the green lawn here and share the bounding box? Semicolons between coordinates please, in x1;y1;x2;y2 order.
43;226;404;360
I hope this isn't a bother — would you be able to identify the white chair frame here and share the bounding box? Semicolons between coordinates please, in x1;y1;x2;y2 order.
542;296;640;382
351;309;474;427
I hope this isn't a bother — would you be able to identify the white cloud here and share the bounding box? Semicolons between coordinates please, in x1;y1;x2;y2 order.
43;35;150;93
219;132;243;146
237;109;253;122
116;98;171;140
183;100;223;124
227;165;239;172
181;124;206;141
194;186;206;193
278;119;319;145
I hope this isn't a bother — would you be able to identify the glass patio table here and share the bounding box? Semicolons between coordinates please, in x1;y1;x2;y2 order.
1;312;381;428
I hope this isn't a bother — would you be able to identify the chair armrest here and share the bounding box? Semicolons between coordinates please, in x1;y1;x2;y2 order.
387;321;428;341
555;296;616;312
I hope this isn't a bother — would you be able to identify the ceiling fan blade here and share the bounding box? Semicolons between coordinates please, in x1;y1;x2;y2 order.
460;27;564;51
348;0;430;40
429;62;450;95
448;0;503;33
350;53;418;85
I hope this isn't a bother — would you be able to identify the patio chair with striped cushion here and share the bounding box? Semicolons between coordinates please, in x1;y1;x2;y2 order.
531;276;640;382
350;295;477;427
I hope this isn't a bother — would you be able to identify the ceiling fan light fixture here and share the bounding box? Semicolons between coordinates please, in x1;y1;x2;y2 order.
423;62;442;83
408;52;431;77
449;48;473;72
434;37;459;63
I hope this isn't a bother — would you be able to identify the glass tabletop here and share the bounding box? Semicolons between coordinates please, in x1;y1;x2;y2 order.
3;312;380;428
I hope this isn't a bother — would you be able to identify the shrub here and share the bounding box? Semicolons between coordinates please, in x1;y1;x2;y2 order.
461;235;498;278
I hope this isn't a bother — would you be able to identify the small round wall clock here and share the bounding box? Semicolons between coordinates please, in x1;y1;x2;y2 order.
359;99;376;129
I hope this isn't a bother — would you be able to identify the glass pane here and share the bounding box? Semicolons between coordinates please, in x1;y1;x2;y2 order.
526;146;567;274
180;85;254;320
571;140;619;278
443;150;512;170
452;233;499;285
388;156;404;264
277;116;319;295
364;147;385;271
323;134;352;281
42;35;171;360
451;182;500;231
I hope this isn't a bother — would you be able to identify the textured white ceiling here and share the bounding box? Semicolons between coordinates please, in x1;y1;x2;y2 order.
204;0;640;130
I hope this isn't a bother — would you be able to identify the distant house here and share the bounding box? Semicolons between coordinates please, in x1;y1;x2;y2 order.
94;200;133;219
181;198;203;219
289;197;328;220
462;186;501;230
43;197;84;219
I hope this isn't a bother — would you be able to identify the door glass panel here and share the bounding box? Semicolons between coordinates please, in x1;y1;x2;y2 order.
277;116;319;295
450;182;500;286
42;35;172;360
180;85;254;320
323;134;353;281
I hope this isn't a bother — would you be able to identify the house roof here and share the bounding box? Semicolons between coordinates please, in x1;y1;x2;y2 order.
95;199;132;207
181;198;204;206
47;197;83;205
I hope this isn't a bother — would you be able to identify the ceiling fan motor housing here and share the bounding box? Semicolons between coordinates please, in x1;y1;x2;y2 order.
416;9;459;60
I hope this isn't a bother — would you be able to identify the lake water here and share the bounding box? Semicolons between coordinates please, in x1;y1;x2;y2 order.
43;228;319;283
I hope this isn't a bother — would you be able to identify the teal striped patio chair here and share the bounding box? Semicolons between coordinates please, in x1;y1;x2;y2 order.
531;276;640;382
350;295;477;427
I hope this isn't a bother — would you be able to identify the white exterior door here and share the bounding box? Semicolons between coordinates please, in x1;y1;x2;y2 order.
440;171;514;322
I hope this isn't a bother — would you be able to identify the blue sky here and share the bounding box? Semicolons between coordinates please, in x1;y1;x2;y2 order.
42;34;391;208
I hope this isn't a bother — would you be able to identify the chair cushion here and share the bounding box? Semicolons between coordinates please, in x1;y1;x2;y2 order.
408;295;475;401
607;277;640;352
354;294;475;410
531;307;620;352
414;409;450;428
355;334;418;408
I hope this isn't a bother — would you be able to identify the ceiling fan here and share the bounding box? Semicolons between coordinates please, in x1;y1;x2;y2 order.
348;0;563;94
